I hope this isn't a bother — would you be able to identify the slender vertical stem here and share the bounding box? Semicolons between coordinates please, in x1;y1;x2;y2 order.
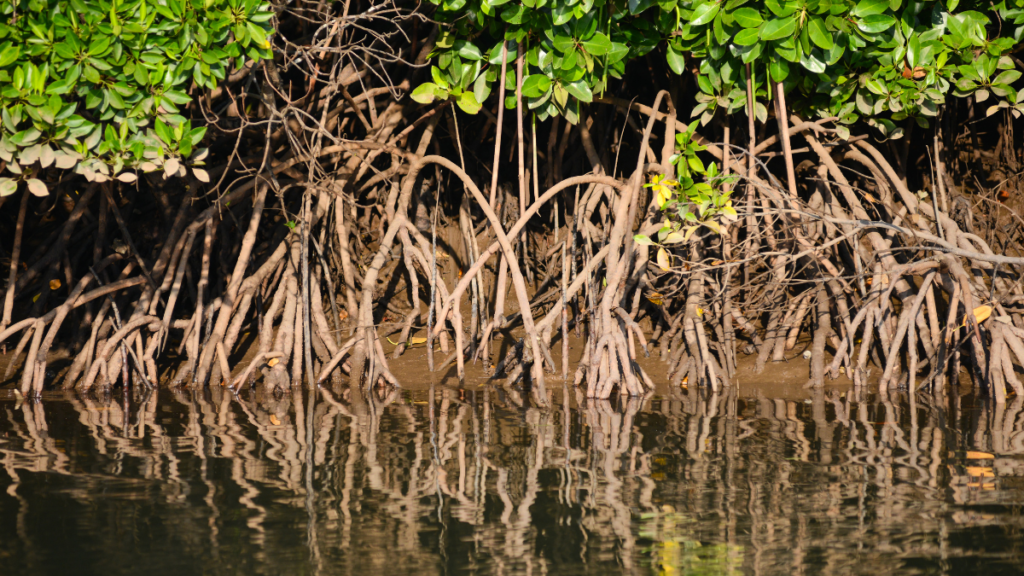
515;43;531;284
571;185;581;338
121;342;130;437
532;113;541;206
427;194;439;372
516;43;526;227
774;80;798;199
488;38;509;209
933;123;948;241
451;107;466;171
485;38;511;363
722;116;731;190
1;190;29;335
302;191;315;386
191;218;214;380
745;63;756;178
561;237;569;380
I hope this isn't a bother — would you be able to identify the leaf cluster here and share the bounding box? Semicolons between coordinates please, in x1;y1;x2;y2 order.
634;120;739;268
0;0;274;196
417;0;1024;133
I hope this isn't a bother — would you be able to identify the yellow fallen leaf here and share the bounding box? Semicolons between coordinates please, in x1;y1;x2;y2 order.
32;293;40;303
646;292;664;306
49;279;61;290
966;451;994;459
973;305;992;323
267;357;279;367
269;414;281;425
696;307;704;317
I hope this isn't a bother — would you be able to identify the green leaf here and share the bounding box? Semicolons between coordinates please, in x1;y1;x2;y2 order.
857;15;895;34
11;128;40;146
246;22;268;48
800;49;826;74
666;45;686;75
769;58;790;81
188;127;207;146
521;74;552;98
565;80;593;103
431;66;450;90
501;4;528;24
691;2;720;26
760;17;797;41
581;33;612;55
733;28;761;46
163;90;191;105
807;18;833;50
0;179;16;197
456;91;482;114
994;70;1021;85
606;42;629;64
154;119;173;145
551;2;573;25
764;0;795;17
732;8;763;28
907;34;921;68
454;40;483;60
0;45;19;68
88;35;111;56
473;74;491;105
411;82;439;104
633;234;654;246
851;0;889;17
553;35;575;54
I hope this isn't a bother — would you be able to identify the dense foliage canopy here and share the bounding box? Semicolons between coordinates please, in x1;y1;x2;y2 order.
0;0;274;194
414;0;1024;137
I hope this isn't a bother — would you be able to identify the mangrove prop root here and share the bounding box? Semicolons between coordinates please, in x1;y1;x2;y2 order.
0;51;1021;404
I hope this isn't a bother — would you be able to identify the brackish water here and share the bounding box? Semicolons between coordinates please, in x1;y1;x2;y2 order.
0;384;1022;575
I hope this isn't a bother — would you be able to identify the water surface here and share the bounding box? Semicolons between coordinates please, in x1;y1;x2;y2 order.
1;384;1022;575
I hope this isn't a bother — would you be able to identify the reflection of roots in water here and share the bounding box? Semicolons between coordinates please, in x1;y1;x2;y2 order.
3;386;1024;572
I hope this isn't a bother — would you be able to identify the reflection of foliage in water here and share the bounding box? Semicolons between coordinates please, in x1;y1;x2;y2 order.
639;505;743;576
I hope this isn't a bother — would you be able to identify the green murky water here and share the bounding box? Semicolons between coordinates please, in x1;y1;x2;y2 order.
1;385;1022;575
